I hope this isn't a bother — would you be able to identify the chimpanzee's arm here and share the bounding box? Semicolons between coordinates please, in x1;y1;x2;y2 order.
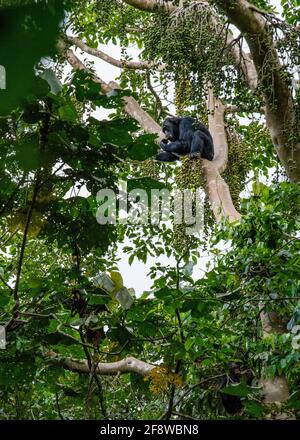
161;139;189;155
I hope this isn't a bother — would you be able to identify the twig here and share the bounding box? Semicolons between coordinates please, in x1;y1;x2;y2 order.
165;359;182;420
160;373;224;419
146;72;164;120
171;411;198;420
55;392;64;420
0;276;13;293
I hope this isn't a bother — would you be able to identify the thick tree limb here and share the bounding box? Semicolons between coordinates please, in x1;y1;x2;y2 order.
204;86;241;221
59;41;108;88
261;377;290;406
226;37;258;91
123;0;177;13
258;308;291;407
66;35;165;70
225;104;265;114
213;0;300;181
46;351;155;376
62;43;163;134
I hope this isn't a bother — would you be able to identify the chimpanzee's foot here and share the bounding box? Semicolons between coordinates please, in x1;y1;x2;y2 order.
155;152;178;162
189;152;202;159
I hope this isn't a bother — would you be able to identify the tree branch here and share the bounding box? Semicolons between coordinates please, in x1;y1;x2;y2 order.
208;14;258;91
225;104;265;114
213;0;300;182
59;40;164;135
205;86;241;222
146;71;164;119
58;40;107;87
66;35;164;70
46;351;155;376
123;0;176;13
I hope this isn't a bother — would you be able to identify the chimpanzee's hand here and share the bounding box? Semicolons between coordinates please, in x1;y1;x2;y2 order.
160;139;169;150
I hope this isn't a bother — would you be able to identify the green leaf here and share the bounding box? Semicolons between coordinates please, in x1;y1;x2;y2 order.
154;287;174;299
0;1;65;115
89;295;110;305
221;383;252;397
22;102;43;123
184;338;195;351
0;289;10;306
97;118;136;146
58;101;78;122
15;134;40;171
27;276;43;289
127;133;158;161
40;68;62;94
244;400;264;417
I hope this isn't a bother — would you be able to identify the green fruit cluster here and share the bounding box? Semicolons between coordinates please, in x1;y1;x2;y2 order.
175;156;204;191
140;158;160;180
223;126;251;209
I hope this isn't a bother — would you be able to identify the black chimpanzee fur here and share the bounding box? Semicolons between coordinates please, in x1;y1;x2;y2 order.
220;363;254;415
155;116;214;162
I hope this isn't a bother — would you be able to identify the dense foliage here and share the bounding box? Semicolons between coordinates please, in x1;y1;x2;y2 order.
0;0;299;420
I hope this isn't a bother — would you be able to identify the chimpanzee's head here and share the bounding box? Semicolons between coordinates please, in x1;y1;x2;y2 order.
162;117;181;141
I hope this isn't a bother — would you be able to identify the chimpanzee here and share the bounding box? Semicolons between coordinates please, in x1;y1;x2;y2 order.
220;363;254;415
155;116;214;162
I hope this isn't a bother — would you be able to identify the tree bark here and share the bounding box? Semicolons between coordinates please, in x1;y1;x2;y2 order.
47;351;155;376
204;86;241;221
213;0;300;182
66;35;164;70
259;307;291;408
123;0;177;13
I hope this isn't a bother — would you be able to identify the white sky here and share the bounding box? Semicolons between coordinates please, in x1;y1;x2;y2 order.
69;0;284;295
